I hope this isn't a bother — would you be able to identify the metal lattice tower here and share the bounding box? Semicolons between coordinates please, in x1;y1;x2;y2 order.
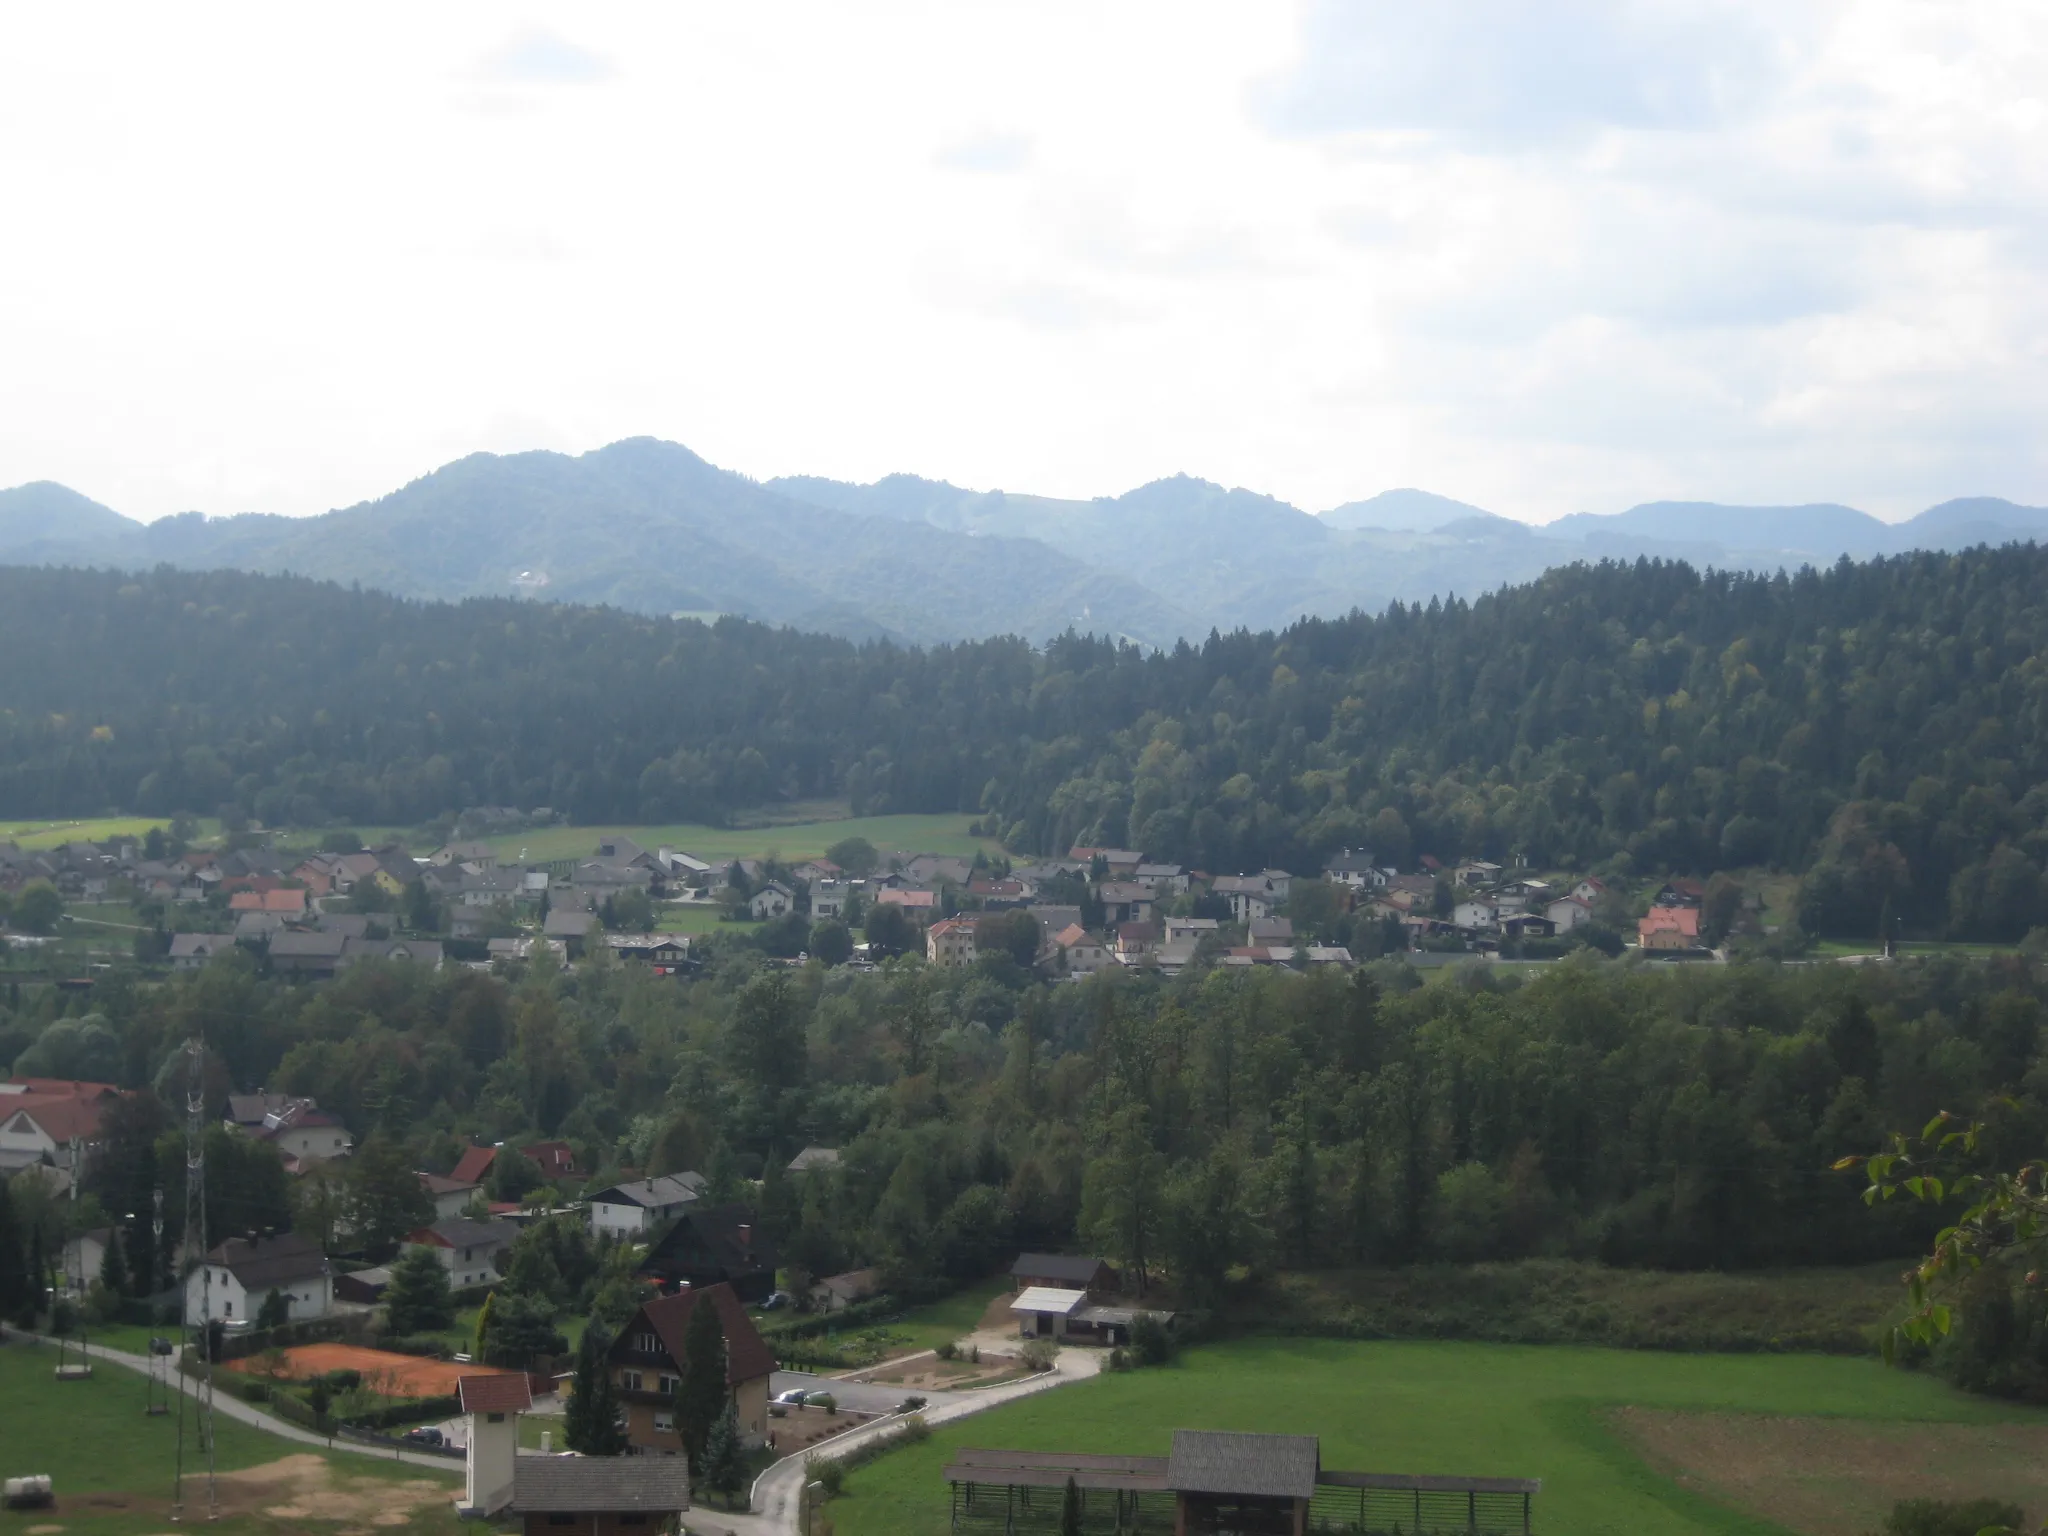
172;1038;217;1521
146;1188;170;1416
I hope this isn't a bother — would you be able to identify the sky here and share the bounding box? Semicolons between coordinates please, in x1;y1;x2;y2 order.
0;2;2042;525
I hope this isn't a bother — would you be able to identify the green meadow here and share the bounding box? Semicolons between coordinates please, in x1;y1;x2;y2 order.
825;1337;2048;1536
481;811;1001;866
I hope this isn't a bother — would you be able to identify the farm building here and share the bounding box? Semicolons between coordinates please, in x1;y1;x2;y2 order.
944;1430;1539;1535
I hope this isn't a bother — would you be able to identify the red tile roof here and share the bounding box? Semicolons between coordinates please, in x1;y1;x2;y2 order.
451;1145;498;1185
5;1078;118;1098
627;1282;774;1386
1;1093;108;1144
1639;905;1701;937
458;1373;534;1414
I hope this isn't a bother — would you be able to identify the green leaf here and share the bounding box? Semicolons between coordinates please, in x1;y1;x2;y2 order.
1930;1304;1953;1335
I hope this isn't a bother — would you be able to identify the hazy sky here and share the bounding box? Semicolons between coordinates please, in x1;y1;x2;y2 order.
1;3;2042;523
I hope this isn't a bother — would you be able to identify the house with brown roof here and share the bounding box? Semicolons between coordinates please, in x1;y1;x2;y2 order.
509;1454;690;1535
1639;906;1702;951
926;916;978;967
609;1282;775;1450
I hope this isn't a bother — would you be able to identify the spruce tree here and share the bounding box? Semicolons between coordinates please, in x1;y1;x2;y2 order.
0;1180;27;1320
1060;1475;1083;1536
99;1228;130;1295
676;1293;729;1467
384;1245;455;1335
701;1400;746;1505
566;1324;626;1455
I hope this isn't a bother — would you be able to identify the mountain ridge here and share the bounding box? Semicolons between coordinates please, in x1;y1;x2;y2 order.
4;441;2044;644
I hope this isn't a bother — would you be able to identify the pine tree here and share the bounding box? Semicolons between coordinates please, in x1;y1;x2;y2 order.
0;1179;27;1321
473;1290;495;1358
566;1324;626;1455
1060;1475;1083;1536
676;1292;729;1467
99;1227;130;1295
701;1400;746;1505
384;1245;455;1335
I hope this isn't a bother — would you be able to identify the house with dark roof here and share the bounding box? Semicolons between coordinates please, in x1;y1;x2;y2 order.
785;1145;841;1175
587;1172;706;1237
168;931;240;970
404;1216;519;1289
267;929;347;978
1010;1252;1117;1294
609;1281;775;1451
510;1454;690;1535
184;1232;331;1325
636;1203;778;1302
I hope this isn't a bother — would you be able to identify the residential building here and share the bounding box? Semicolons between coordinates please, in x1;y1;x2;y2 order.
420;1173;483;1221
748;881;795;920
1012;1251;1116;1292
809;878;850;920
168;932;239;970
1546;896;1594;932
903;854;974;887
0;1085;112;1178
1323;848;1384;889
636;1203;778;1302
451;1143;500;1187
1455;860;1504;887
1639;906;1702;950
874;888;938;923
1133;863;1189;894
1572;877;1608;905
230;1097;353;1164
404;1217;519;1289
1114;920;1159;960
185;1232;332;1325
1161;916;1220;946
609;1282;775;1449
926;916;978;967
1209;874;1283;923
587;1172;707;1237
61;1227;112;1293
268;930;347;978
522;1140;579;1181
786;1145;841;1175
339;936;444;971
1247;916;1294;947
1452;900;1498;931
1096;882;1155;925
1048;924;1110;975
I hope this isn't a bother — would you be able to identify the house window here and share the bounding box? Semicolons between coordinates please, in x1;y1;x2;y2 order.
224;1301;233;1317
623;1370;643;1392
487;1411;505;1423
635;1331;657;1354
652;1410;675;1433
657;1374;678;1395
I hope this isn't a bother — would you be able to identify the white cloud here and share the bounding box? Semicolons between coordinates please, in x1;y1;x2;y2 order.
0;1;2039;528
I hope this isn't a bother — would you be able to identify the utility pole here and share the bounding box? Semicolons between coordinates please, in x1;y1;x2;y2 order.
172;1038;217;1522
147;1189;169;1416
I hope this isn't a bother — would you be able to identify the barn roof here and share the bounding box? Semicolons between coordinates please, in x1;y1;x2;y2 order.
1167;1430;1319;1500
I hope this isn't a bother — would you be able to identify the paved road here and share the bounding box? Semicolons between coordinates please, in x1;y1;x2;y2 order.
9;1330;463;1475
687;1345;1103;1536
769;1369;961;1418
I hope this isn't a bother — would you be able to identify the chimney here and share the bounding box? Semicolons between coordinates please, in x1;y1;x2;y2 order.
738;1224;751;1249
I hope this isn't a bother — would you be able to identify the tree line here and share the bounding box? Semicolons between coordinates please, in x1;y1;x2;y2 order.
3;546;2048;936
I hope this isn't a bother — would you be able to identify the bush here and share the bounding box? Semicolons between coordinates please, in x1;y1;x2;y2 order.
934;1341;956;1361
812;1392;838;1415
1882;1499;2025;1536
1018;1339;1058;1372
1131;1313;1177;1367
809;1458;845;1498
324;1368;362;1390
1107;1347;1132;1371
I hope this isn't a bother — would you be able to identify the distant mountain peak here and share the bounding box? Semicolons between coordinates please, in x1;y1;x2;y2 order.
1320;488;1498;532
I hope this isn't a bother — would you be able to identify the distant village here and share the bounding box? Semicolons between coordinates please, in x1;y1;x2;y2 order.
0;820;1745;988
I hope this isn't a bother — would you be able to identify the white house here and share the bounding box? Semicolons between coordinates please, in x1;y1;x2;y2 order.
1323;849;1383;889
234;1099;353;1164
809;879;850;920
458;1373;532;1516
585;1172;707;1237
1452;900;1499;931
748;881;795;920
1546;896;1595;932
1455;860;1503;887
1162;916;1220;945
403;1217;519;1290
184;1233;332;1326
1571;878;1608;905
420;1172;484;1220
1210;874;1284;924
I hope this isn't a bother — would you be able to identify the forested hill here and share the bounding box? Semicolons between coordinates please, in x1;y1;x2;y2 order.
3;546;2048;937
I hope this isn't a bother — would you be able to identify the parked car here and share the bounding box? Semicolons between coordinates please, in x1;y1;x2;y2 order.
402;1427;446;1447
773;1388;810;1406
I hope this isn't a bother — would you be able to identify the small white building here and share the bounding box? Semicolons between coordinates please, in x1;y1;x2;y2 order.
184;1233;332;1326
585;1172;707;1238
1011;1285;1088;1339
809;879;850;920
1452;900;1499;931
457;1372;532;1516
748;881;795;920
1546;896;1594;932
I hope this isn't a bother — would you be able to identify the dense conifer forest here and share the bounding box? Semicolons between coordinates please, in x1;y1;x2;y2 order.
2;544;2047;938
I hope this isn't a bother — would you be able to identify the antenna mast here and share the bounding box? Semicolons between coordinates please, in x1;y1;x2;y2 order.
172;1038;217;1521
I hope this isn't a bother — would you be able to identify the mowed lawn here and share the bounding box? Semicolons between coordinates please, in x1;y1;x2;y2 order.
0;1338;463;1535
827;1338;2048;1536
482;812;1000;865
0;815;205;849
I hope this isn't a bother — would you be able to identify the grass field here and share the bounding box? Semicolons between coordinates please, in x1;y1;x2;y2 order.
0;816;193;850
0;1336;462;1535
825;1338;2048;1536
885;1277;1016;1356
653;902;764;936
481;812;1001;866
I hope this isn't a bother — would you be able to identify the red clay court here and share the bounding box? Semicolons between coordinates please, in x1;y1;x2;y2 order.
225;1342;523;1399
